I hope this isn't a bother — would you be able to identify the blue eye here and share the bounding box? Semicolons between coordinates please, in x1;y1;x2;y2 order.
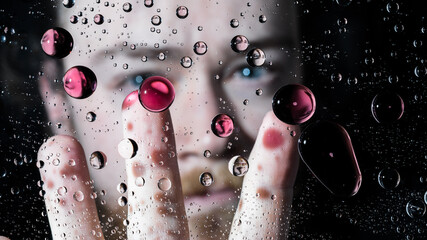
239;67;264;79
128;74;153;87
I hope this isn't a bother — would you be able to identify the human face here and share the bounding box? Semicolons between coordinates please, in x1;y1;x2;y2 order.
54;0;299;238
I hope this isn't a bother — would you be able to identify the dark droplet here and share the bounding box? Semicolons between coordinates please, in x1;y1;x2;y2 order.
371;91;404;123
298;121;362;197
41;28;73;58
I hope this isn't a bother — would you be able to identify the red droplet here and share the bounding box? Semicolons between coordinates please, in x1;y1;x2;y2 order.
41;28;73;58
139;76;175;112
211;114;234;138
122;90;139;110
62;66;97;99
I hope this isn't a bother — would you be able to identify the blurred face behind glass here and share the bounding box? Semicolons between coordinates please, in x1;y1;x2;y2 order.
54;0;299;238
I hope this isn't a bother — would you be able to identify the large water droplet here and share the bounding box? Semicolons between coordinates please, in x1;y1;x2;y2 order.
41;28;73;58
73;191;84;202
246;48;265;67
89;151;106;169
230;19;239;28
118;138;138;159
200;172;214;186
86;112;96;122
298;121;362;197
62;66;97;99
228;155;249;177
371;91;404;123
118;196;128;206
151;15;161;25
176;6;188;19
272;84;316;125
62;0;75;8
135;177;145;187
193;41;208;55
230;35;249;53
158;177;171;191
180;56;192;68
138;76;175;112
94;14;104;25
123;2;132;12
117;183;127;194
377;168;400;189
406;199;426;218
211;114;234;138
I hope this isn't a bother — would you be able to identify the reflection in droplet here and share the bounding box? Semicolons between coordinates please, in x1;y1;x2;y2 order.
272;84;316;125
180;56;193;68
377;168;400;189
94;14;104;25
406;199;426;218
41;28;73;58
176;6;188;19
62;0;75;8
204;150;211;158
230;19;239;28
86;112;96;122
118;138;138;159
371;91;404;123
298;121;362;197
228;155;249;177
63;66;97;99
90;151;106;169
73;191;84;202
231;35;249;53
331;73;342;82
117;183;127;194
70;15;78;24
386;2;399;13
123;2;132;12
255;88;263;96
139;76;175;112
200;172;213;186
414;64;426;78
151;15;162;25
193;41;208;55
211;114;234;138
246;48;265;67
158;177;171;191
336;0;352;7
118;196;128;206
144;0;153;7
135;177;145;187
259;15;267;23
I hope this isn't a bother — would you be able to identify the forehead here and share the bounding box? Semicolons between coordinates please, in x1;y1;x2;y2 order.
59;0;297;61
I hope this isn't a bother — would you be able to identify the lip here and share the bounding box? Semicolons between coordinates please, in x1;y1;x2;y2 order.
184;188;238;211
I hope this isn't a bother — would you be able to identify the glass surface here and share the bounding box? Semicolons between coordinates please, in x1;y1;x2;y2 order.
0;0;426;239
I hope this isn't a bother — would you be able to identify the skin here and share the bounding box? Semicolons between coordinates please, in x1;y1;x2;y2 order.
32;0;302;239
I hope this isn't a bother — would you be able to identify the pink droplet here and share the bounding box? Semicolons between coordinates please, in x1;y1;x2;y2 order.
211;114;234;138
41;28;73;58
138;76;175;112
62;66;97;99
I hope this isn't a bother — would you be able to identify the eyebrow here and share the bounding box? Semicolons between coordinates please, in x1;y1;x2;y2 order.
95;45;187;61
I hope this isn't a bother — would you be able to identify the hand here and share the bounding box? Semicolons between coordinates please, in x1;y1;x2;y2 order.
35;90;300;239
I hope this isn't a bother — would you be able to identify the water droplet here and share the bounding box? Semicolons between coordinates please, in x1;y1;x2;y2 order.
117;183;127;194
386;2;399;13
52;158;60;166
406;199;426;218
388;75;399;84
193;41;208;55
141;56;148;62
138;76;175;112
347;76;358;85
231;35;249;53
243;99;249;105
259;15;267;23
336;0;352;7
151;15;161;25
230;19;239;28
73;191;84;202
57;186;67;196
62;66;97;99
200;172;214;186
272;84;316;125
228;155;249;177
135;177;145;187
211;114;234;138
414;64;426;77
204;150;211;158
0;168;6;178
118;138;138;159
246;48;266;67
330;73;342;83
255;88;263;96
86;112;96;122
337;17;348;26
158;177;171;191
94;14;104;25
118;196;128;206
123;2;132;12
157;52;166;61
377;168;400;189
144;0;153;7
41;28;73;58
180;56;192;68
371;91;404;123
70;15;78;24
89;151;106;169
176;6;188;19
62;0;75;8
298;121;362;197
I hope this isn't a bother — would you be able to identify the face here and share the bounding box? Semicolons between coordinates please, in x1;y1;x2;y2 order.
53;0;299;238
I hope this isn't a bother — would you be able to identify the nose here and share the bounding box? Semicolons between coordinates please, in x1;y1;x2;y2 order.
171;66;229;158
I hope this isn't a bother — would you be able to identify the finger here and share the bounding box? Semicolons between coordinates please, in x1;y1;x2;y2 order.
38;135;104;239
0;237;11;240
122;91;189;240
39;59;74;135
229;111;300;240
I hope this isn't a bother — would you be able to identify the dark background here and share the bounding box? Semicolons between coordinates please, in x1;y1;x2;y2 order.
0;0;426;239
